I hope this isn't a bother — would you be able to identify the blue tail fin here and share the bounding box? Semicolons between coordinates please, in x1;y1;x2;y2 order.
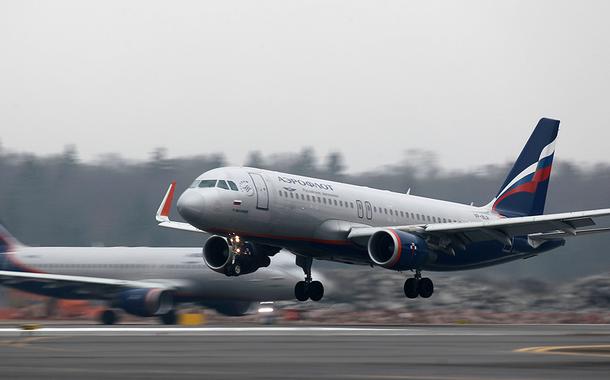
0;224;20;253
489;118;560;218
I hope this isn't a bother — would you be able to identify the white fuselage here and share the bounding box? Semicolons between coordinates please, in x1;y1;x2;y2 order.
177;167;503;266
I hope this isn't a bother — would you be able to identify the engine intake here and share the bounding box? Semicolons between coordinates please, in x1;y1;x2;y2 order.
203;235;233;271
203;235;272;276
368;229;429;270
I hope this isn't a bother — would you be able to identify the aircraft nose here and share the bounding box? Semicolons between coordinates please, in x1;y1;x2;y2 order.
176;189;205;224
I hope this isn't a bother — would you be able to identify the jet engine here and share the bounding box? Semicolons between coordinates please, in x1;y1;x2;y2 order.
115;288;174;317
367;229;429;271
203;235;273;276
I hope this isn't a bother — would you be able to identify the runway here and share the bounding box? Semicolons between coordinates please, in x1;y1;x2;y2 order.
0;324;609;379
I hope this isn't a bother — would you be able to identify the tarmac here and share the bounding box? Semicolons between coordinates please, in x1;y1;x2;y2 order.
0;324;609;379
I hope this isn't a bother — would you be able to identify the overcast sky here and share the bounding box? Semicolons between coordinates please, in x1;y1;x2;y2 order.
1;1;609;172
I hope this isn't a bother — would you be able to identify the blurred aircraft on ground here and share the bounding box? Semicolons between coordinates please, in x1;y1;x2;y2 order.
0;225;304;324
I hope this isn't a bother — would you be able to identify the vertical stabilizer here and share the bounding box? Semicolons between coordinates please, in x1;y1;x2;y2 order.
488;118;560;217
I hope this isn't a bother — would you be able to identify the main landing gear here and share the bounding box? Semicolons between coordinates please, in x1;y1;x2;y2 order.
294;256;324;302
159;309;177;325
99;309;120;325
403;270;434;299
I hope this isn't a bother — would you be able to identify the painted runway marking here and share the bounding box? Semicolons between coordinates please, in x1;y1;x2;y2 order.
0;325;608;337
516;345;610;358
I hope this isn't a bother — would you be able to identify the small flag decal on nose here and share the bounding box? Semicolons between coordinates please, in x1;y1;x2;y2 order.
233;200;242;206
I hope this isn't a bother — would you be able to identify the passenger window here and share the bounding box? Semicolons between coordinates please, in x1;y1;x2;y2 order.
279;191;282;196
227;181;239;191
373;206;377;213
301;194;305;200
333;199;338;206
217;180;230;190
306;195;311;201
323;198;327;204
350;202;354;208
384;208;388;214
339;200;343;207
290;192;294;198
317;197;321;203
427;215;431;222
400;211;404;217
198;180;217;188
389;209;393;216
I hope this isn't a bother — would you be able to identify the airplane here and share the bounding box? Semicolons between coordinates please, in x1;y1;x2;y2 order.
0;225;305;324
157;118;610;302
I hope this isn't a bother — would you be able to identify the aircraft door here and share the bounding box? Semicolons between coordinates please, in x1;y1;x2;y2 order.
249;173;269;210
356;200;364;219
365;201;372;220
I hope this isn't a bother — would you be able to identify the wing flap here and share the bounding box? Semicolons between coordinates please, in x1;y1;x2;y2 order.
528;227;610;241
419;208;610;238
347;208;610;246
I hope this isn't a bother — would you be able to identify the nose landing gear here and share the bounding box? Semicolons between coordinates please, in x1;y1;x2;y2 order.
225;235;272;276
294;256;324;302
403;270;434;299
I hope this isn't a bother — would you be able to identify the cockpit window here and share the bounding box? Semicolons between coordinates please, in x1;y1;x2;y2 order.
190;180;201;188
217;180;230;190
227;181;238;191
198;180;217;188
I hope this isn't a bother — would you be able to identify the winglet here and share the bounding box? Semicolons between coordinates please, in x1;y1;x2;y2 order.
156;182;176;222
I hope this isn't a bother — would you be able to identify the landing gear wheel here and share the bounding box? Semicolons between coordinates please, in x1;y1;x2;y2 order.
232;264;241;276
295;281;309;301
403;278;419;299
417;278;434;298
308;281;324;302
100;309;118;325
226;264;241;276
160;309;177;325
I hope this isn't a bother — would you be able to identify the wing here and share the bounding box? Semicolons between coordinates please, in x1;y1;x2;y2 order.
156;182;205;233
0;271;174;300
348;208;610;248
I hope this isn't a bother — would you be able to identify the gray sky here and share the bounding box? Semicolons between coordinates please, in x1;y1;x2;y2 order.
1;0;609;172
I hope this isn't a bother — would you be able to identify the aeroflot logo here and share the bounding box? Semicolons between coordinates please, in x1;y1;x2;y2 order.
278;176;334;191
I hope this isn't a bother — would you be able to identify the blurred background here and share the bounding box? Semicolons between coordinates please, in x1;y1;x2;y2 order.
1;0;610;324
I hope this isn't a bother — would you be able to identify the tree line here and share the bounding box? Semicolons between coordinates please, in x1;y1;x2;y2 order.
0;144;609;280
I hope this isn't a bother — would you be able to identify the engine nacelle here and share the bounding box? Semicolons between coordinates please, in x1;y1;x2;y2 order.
203;235;272;276
116;288;174;317
367;229;429;271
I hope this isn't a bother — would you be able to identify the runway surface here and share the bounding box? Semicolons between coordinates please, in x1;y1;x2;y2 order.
0;324;609;379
